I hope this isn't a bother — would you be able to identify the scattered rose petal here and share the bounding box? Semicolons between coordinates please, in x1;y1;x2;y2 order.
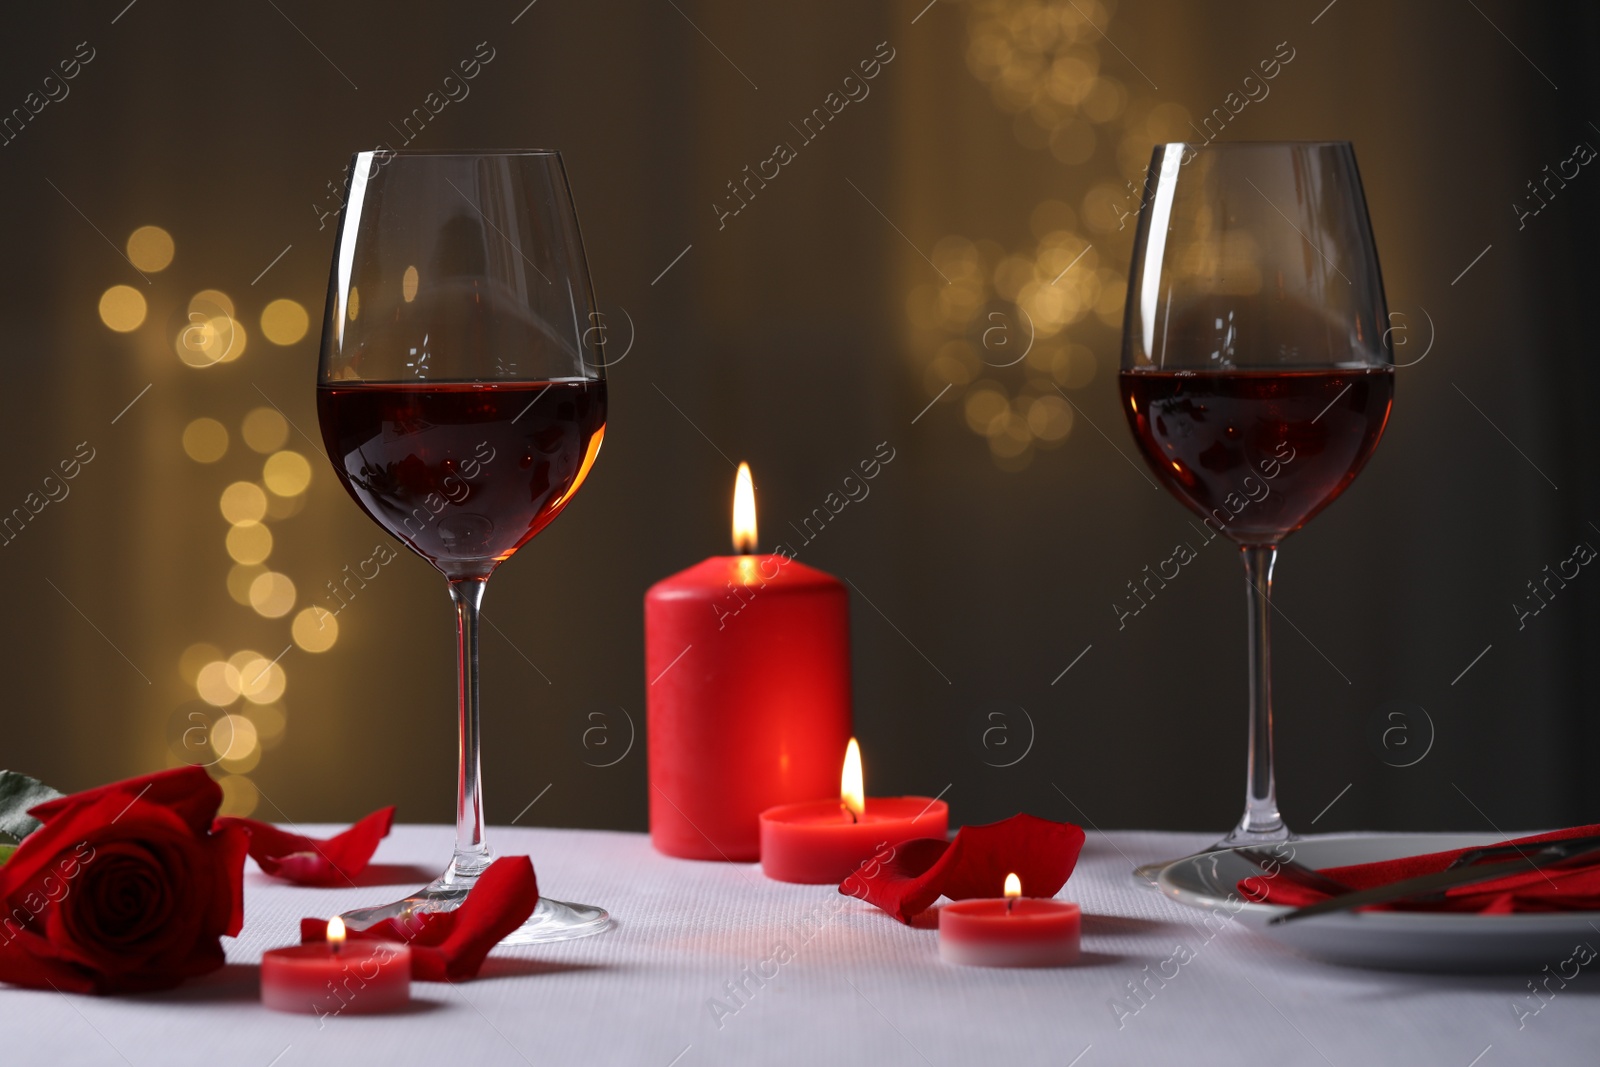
216;806;394;886
302;855;539;980
841;813;1085;924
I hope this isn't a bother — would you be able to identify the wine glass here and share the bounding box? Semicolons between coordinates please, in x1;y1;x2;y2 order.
1119;142;1393;880
316;150;610;942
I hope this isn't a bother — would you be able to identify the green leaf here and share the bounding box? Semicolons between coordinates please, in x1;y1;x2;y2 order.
0;770;65;842
0;843;13;866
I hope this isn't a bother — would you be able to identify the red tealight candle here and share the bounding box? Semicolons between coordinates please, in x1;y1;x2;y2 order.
938;874;1081;967
759;739;949;884
646;463;852;862
261;917;411;1015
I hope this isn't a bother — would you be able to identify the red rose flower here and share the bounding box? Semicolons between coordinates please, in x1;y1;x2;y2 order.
0;766;248;994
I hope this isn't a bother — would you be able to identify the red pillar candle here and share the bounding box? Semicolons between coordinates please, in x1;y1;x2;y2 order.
938;875;1081;967
261;917;412;1015
645;463;852;861
759;738;948;883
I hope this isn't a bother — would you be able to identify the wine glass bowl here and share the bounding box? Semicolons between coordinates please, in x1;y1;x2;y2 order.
316;150;611;942
1119;142;1393;869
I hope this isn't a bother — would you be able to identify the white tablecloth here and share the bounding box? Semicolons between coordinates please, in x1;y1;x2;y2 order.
8;825;1594;1066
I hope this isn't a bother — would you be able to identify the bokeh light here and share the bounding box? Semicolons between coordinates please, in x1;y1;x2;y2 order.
126;226;175;272
402;266;419;302
217;774;259;817
196;660;242;706
263;451;312;496
238;657;287;705
227;563;266;605
292;606;339;652
225;521;273;564
182;418;229;463
246;703;287;746
178;642;222;685
219;482;268;524
98;285;147;332
241;407;290;453
210;712;259;762
190;289;235;318
248;571;296;618
260;298;310;345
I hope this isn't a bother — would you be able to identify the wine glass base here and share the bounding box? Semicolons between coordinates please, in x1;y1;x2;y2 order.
341;880;613;945
1132;824;1297;886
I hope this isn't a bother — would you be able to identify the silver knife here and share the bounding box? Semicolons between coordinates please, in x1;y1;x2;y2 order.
1269;840;1600;925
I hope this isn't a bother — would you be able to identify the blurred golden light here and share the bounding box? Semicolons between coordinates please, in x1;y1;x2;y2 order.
216;774;259;818
178;642;222;685
220;482;268;524
238;658;287;705
241;407;290;454
263;451;312;497
348;286;360;320
176;315;245;367
98;285;147;332
246;703;287;745
210;712;259;762
260;298;310;345
292;606;339;652
265;492;308;521
1027;394;1075;442
226;522;273;565
228;649;263;672
249;571;296;618
964;385;1009;435
402;266;419;302
189;289;235;318
219;746;261;775
126;226;175;272
181;418;229;463
196;660;242;706
227;563;266;605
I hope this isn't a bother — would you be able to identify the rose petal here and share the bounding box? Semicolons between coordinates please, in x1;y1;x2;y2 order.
29;767;221;837
840;813;1085;924
216;807;394;886
301;855;539;980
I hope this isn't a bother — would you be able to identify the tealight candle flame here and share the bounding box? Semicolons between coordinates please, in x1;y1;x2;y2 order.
1004;872;1021;913
732;462;758;555
327;915;346;954
840;738;865;822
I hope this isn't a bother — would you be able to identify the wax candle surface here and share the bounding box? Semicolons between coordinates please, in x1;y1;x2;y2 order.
260;940;412;1015
646;554;852;861
759;796;948;884
938;899;1081;967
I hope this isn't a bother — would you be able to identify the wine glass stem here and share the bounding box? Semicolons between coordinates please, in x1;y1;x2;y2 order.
1236;544;1287;842
448;576;492;883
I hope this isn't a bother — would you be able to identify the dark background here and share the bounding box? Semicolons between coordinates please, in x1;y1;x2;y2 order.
3;0;1596;840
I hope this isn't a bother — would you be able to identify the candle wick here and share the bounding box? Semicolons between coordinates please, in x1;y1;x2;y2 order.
1006;897;1015;915
845;805;858;825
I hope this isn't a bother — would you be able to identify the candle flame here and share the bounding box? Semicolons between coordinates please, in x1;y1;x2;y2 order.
840;738;865;820
732;462;758;555
1004;873;1022;899
327;915;346;951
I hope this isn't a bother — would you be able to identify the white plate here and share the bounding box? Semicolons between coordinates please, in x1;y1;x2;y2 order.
1156;834;1600;972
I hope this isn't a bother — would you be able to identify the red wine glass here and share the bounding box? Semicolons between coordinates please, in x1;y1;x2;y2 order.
317;150;610;941
1119;142;1394;879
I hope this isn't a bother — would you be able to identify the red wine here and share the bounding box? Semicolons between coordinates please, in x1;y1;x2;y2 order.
317;380;606;575
1119;368;1393;544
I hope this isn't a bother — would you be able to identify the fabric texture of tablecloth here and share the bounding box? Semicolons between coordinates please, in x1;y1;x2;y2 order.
6;824;1595;1066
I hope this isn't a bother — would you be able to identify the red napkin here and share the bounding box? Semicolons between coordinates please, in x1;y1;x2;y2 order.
301;856;539;981
1240;824;1600;913
215;807;394;886
840;813;1086;923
